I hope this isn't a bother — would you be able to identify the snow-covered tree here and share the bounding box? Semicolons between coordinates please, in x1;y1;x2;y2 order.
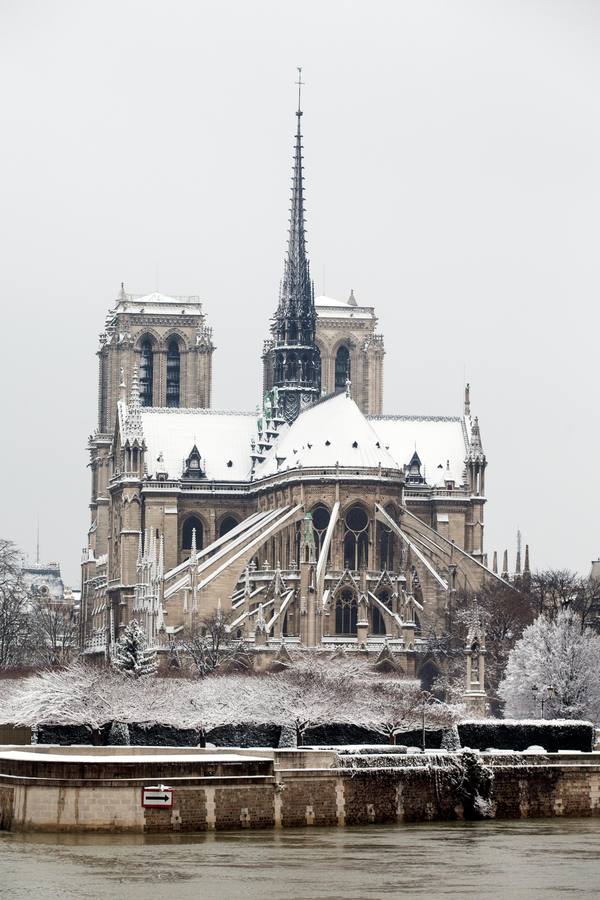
246;654;361;745
9;664;126;740
499;610;600;721
113;620;158;677
356;677;464;744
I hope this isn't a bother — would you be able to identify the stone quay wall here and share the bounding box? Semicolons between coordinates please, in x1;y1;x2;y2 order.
1;747;600;833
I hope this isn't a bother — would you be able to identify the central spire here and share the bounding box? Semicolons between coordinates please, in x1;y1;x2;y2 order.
280;67;311;320
264;69;321;424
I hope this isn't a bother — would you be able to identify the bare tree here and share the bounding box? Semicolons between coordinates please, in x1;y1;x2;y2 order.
0;539;33;669
528;569;581;619
565;577;600;633
177;610;248;677
357;677;464;744
29;595;78;666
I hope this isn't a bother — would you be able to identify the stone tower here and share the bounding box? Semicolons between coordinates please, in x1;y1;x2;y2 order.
314;291;384;415
263;74;321;423
84;287;214;567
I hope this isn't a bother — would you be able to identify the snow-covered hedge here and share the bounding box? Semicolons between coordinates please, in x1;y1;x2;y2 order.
34;724;101;745
457;719;594;753
304;724;388;746
129;723;202;747
206;723;282;748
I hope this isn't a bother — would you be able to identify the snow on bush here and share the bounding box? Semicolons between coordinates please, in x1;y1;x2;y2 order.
113;620;158;678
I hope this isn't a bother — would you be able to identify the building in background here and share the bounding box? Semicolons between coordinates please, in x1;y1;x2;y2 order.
21;558;80;665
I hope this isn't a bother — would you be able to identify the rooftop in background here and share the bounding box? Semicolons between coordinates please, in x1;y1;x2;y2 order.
315;292;376;320
21;560;65;602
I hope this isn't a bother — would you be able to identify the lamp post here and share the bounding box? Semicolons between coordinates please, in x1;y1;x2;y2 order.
531;683;555;719
421;692;446;751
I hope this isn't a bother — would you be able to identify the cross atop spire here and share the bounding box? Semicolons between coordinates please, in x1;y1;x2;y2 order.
283;70;311;315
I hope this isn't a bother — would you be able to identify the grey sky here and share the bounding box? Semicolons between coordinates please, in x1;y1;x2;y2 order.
1;0;599;585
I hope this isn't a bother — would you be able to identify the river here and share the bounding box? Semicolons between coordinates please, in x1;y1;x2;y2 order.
1;819;599;899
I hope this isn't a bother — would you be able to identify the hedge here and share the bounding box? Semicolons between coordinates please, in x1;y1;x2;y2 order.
457;719;594;753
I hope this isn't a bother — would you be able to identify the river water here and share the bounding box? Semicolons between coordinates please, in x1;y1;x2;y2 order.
1;819;599;899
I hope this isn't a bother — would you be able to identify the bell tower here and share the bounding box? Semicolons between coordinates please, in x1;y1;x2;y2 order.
263;69;321;423
84;286;215;569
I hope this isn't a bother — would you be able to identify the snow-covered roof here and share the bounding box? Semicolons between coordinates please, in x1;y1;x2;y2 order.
120;397;473;489
141;408;256;481
112;291;204;317
370;416;469;487
259;393;400;476
314;294;374;321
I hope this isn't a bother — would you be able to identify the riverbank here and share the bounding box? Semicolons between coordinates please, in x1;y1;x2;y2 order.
1;745;600;833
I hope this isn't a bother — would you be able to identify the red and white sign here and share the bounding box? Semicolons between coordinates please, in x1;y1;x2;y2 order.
142;784;173;809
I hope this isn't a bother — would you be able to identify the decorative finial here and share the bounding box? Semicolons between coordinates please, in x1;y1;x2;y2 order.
348;289;357;307
464;382;471;417
345;377;352;398
296;66;304;115
119;281;126;301
129;367;140;407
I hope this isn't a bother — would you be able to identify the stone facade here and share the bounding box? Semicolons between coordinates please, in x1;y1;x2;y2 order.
80;97;498;682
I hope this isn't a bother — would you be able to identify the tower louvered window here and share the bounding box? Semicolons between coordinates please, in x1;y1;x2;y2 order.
335;346;350;391
166;340;180;407
139;340;153;406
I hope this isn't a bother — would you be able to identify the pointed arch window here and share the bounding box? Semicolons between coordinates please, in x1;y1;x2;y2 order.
139;340;153;406
219;515;239;538
335;345;350;391
372;605;386;635
378;523;394;570
166;339;180;408
335;589;358;636
181;516;203;555
343;505;369;570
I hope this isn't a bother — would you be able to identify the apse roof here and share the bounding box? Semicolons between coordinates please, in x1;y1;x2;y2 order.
259;393;399;476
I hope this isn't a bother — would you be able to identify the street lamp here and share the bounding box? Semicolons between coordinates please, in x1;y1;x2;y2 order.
421;691;445;751
531;683;555;719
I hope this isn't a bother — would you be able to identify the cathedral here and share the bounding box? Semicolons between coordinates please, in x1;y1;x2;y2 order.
80;88;499;688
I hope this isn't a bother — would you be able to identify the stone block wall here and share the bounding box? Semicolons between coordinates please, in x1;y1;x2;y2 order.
3;750;600;833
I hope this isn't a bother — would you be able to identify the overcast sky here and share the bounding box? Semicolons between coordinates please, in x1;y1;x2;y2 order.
1;0;599;585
